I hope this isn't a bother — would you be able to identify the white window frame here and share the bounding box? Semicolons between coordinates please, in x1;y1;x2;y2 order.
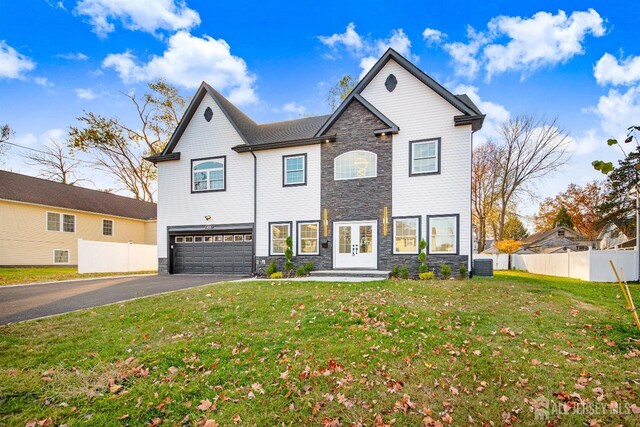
192;156;226;192
393;217;420;254
410;138;440;175
175;236;185;243
53;249;70;264
297;221;319;256
62;214;76;233
334;150;377;181
102;219;114;236
46;211;61;232
428;215;458;255
270;222;291;256
283;154;307;186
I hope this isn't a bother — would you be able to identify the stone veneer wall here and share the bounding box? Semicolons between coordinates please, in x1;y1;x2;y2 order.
158;257;168;274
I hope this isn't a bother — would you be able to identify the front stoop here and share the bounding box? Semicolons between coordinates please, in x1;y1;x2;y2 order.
310;270;391;279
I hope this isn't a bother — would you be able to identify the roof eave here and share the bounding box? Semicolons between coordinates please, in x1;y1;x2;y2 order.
232;135;336;153
144;152;181;164
454;114;486;132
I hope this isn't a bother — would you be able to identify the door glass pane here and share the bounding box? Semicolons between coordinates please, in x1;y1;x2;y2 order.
338;226;351;254
359;225;373;253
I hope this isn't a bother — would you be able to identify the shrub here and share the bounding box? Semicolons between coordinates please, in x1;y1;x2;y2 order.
419;263;428;274
391;265;399;278
440;263;451;279
419;271;434;280
296;266;307;277
459;264;468;279
269;272;283;279
400;264;409;280
417;239;428;278
304;262;314;273
265;260;277;277
284;236;294;276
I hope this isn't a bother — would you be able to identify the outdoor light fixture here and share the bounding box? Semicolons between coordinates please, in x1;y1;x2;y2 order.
323;208;329;238
382;206;389;236
204;215;212;221
325;139;330;143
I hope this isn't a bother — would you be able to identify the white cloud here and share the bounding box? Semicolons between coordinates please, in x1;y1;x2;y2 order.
75;88;99;100
13;128;66;148
592;86;640;137
0;41;36;80
422;27;446;44
318;22;364;54
318;24;419;79
56;52;89;60
594;53;640;86
282;101;306;116
103;31;258;105
444;9;605;80
453;84;510;145
75;0;200;37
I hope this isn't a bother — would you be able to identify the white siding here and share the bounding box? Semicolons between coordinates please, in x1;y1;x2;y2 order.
361;59;472;257
157;94;254;257
255;145;321;256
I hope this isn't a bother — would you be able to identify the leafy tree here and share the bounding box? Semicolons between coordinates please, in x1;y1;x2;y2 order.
495;239;522;254
326;75;356;111
68;80;186;202
553;205;574;229
503;215;529;240
593;125;640;238
533;181;608;239
472;142;501;252
22;139;88;185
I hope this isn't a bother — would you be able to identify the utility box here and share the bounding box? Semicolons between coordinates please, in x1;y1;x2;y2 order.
473;259;493;277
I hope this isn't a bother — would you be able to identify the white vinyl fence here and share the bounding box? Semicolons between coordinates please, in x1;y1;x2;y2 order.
78;239;157;274
511;250;637;282
474;253;510;270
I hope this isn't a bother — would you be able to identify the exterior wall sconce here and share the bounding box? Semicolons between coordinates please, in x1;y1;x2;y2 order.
204;215;212;221
323;208;329;238
382;206;389;236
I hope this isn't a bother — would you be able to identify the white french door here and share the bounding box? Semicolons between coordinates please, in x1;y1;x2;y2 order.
333;221;377;269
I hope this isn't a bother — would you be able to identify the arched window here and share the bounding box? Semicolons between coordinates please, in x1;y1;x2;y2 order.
334;150;377;180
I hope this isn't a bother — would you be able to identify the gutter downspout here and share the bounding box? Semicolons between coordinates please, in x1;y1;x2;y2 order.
250;149;257;276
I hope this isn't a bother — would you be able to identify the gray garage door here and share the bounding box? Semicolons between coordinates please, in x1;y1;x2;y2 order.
172;233;252;275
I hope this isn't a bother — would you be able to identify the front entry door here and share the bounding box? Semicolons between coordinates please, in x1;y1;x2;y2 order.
334;221;377;269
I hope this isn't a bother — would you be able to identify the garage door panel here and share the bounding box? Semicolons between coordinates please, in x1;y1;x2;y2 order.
173;236;252;275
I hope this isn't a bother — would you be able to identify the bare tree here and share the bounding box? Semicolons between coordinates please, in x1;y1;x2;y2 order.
493;115;571;239
0;124;13;163
68;80;186;202
472;141;501;252
22;139;88;185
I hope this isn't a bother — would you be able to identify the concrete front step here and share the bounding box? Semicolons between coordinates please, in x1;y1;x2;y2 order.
310;270;391;279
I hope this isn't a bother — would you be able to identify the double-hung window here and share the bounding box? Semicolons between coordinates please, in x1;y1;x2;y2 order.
298;222;319;255
192;157;225;192
428;215;458;254
270;223;291;255
410;138;440;175
102;219;114;236
53;249;70;264
393;218;419;254
47;212;75;233
283;154;306;186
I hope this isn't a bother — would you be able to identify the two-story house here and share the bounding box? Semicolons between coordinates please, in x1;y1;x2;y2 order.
147;49;484;276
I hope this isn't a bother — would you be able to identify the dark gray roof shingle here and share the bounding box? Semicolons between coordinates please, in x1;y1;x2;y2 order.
0;170;157;220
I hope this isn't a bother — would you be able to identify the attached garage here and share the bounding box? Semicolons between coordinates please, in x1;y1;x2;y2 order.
169;227;253;275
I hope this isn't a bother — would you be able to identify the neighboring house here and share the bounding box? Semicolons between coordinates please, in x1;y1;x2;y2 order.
147;49;484;275
599;222;630;249
517;226;596;254
0;170;157;267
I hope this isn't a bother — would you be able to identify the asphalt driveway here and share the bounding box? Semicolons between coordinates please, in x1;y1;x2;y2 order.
0;274;238;324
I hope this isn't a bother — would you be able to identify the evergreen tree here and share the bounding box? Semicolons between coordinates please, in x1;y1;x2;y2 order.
553;206;574;229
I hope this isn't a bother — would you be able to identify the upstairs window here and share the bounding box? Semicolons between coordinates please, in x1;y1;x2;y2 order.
47;212;60;231
102;219;114;236
410;138;440;175
192;157;225;192
334;150;377;180
47;212;75;233
283;154;306;186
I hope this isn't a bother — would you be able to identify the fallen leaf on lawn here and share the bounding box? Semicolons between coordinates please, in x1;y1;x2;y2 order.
197;399;213;411
499;395;509;403
109;384;122;393
116;414;129;420
168;366;178;375
202;420;219;427
442;413;453;424
530;359;541;366
232;414;241;424
321;418;341;427
630;404;640;414
393;394;416;413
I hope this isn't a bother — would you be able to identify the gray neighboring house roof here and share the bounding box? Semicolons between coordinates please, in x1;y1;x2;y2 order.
147;48;484;163
0;170;157;220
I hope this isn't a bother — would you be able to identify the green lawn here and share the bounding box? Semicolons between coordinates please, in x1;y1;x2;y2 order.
1;272;639;426
0;268;156;286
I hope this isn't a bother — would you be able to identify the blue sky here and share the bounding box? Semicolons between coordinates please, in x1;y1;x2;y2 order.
1;0;639;221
